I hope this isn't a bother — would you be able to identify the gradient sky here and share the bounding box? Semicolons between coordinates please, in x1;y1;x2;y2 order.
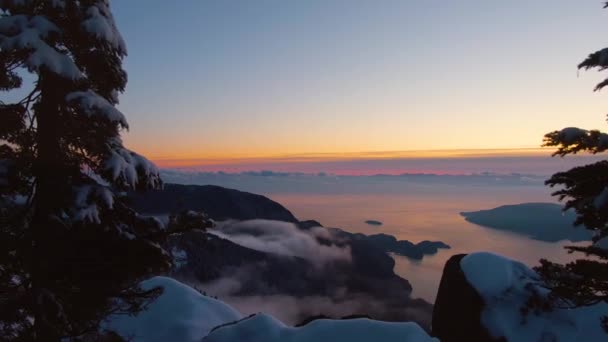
110;1;608;165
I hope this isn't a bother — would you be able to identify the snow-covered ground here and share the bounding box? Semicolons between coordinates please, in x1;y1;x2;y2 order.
104;276;436;342
203;314;438;342
462;252;608;342
104;277;242;342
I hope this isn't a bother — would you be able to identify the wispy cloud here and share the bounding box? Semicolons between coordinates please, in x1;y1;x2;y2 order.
210;220;351;269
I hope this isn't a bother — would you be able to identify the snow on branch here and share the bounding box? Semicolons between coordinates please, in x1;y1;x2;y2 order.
0;15;82;79
66;90;128;127
71;183;114;224
0;15;58;36
82;1;127;55
103;139;161;190
543;127;608;156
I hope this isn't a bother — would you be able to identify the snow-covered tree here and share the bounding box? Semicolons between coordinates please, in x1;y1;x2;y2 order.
532;2;608;331
0;1;189;340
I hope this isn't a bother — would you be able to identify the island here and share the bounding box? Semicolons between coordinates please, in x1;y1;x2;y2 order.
362;233;451;260
365;220;383;226
460;202;592;242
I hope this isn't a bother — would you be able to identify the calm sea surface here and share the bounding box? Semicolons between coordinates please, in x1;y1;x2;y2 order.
268;185;582;303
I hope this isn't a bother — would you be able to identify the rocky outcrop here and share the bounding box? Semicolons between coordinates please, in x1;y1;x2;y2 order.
432;254;501;342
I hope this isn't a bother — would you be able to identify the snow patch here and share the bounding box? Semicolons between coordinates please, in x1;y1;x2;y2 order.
82;3;127;54
0;15;58;36
558;127;588;144
204;313;438;342
105;277;242;342
461;252;608;342
461;252;537;297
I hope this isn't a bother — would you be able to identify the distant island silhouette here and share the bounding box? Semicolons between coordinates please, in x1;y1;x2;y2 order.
365;220;383;226
461;202;593;243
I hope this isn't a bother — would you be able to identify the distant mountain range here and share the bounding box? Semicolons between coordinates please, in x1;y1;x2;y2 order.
461;202;592;242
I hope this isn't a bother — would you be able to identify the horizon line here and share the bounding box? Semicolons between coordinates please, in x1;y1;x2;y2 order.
150;147;554;167
160;169;548;177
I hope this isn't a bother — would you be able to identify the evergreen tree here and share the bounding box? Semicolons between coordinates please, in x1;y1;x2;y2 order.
533;2;608;331
0;1;188;340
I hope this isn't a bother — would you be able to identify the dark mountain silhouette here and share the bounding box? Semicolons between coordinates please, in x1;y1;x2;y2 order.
129;183;298;222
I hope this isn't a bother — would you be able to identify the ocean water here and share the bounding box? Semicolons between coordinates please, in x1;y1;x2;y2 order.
268;185;583;303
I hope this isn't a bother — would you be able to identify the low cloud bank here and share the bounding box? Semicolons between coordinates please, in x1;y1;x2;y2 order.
198;262;431;327
210;219;351;268
172;219;433;328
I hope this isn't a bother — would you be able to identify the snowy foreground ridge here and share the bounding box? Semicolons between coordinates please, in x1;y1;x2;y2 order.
106;254;608;342
204;314;436;342
105;277;242;342
105;277;437;342
461;252;608;342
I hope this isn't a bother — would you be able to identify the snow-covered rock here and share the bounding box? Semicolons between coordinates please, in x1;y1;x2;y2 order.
432;253;495;342
460;252;608;342
104;277;242;342
203;313;438;342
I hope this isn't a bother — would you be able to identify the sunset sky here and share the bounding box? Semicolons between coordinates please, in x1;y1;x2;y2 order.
110;1;608;171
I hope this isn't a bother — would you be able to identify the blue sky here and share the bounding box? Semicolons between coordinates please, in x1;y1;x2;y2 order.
109;1;608;165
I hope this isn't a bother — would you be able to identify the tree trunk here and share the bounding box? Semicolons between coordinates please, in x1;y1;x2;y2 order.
31;71;66;342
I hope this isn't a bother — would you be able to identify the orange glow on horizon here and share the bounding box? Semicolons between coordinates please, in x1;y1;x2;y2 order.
150;147;553;169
